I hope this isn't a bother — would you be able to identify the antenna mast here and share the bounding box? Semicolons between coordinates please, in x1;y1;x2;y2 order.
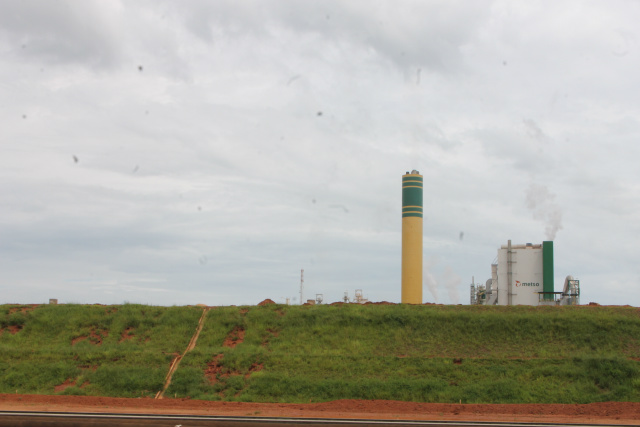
300;269;304;305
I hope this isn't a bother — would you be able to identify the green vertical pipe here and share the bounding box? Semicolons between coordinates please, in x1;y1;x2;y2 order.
542;241;554;300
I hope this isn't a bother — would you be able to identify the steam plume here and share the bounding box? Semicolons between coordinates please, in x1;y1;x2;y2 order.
525;183;563;240
443;266;461;304
424;257;439;302
424;269;438;303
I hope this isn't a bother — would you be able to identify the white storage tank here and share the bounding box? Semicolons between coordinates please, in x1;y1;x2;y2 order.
489;240;555;306
496;242;543;305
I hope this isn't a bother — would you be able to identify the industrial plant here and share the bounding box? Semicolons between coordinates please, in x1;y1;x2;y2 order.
399;169;581;307
470;240;580;306
294;170;581;307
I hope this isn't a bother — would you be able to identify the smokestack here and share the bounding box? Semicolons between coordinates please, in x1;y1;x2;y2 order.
402;170;423;304
542;241;554;301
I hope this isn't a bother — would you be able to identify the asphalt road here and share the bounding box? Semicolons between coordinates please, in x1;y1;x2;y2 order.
0;412;633;427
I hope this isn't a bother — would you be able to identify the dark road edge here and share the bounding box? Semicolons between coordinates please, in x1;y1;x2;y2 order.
0;411;635;427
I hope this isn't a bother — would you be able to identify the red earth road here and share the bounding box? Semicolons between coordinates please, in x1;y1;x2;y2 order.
0;395;639;425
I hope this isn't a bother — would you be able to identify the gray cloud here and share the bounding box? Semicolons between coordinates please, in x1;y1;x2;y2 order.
0;0;122;67
1;1;639;306
522;118;548;143
154;0;490;72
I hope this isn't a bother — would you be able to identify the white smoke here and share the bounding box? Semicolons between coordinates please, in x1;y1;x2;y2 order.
424;256;439;303
424;269;439;303
443;266;461;304
525;183;563;240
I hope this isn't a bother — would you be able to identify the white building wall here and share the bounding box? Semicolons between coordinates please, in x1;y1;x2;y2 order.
496;245;544;306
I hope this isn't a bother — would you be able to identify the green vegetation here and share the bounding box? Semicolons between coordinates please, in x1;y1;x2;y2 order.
0;304;202;397
2;303;640;403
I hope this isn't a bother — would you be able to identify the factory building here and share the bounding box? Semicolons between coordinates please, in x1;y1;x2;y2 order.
472;240;580;306
397;170;580;307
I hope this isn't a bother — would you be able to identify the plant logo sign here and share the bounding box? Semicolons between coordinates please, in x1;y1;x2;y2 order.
515;281;540;287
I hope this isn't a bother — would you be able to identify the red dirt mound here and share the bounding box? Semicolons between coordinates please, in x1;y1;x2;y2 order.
258;299;275;306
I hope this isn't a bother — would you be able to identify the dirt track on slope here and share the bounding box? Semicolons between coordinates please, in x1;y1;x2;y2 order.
155;307;210;399
1;395;639;425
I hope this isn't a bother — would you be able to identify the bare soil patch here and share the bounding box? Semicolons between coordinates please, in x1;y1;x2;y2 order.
7;325;23;334
204;354;262;386
72;328;109;346
223;326;245;348
54;379;76;393
71;335;87;345
245;363;263;378
8;304;40;314
0;395;638;424
205;354;227;384
266;328;279;337
119;327;135;343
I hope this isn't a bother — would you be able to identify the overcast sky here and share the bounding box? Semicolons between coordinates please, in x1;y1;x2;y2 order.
1;1;639;307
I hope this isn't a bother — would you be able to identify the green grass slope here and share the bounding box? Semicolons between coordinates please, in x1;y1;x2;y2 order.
0;304;202;397
2;303;640;403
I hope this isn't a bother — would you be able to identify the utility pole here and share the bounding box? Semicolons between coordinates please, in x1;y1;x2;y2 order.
300;269;304;305
507;240;513;306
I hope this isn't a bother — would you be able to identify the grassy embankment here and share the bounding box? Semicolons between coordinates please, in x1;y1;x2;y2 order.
1;303;639;403
0;304;201;397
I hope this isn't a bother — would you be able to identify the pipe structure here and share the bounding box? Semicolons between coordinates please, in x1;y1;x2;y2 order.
401;170;423;304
